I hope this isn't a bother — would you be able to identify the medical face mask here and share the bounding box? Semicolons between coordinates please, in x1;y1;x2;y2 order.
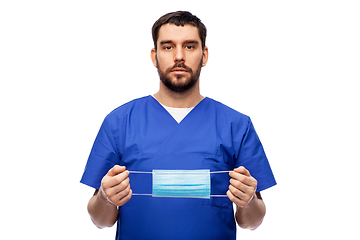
152;169;210;198
130;169;230;198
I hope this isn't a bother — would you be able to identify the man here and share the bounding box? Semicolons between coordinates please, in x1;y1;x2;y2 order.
81;11;276;239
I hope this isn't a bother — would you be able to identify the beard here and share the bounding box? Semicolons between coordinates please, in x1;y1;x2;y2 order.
156;56;203;93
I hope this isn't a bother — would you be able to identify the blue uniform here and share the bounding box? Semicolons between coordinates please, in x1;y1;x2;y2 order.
81;96;276;240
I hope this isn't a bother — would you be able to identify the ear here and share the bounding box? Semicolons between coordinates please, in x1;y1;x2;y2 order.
202;46;209;67
151;48;157;68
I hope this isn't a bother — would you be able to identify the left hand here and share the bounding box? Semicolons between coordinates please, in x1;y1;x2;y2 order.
227;166;257;208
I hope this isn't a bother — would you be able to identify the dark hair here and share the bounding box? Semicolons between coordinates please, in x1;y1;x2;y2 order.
152;11;207;50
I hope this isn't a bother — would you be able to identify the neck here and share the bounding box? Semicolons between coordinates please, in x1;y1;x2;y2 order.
154;80;204;108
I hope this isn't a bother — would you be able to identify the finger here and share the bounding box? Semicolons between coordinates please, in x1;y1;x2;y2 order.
107;182;130;203
233;166;250;177
107;165;126;177
227;186;254;208
227;189;247;207
102;169;129;189
115;170;130;184
229;171;257;188
106;177;130;196
116;189;133;207
112;186;132;207
227;190;239;205
230;178;252;194
229;171;251;185
228;184;246;200
230;180;256;201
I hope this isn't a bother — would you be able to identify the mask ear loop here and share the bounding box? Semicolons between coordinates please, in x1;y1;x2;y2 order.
129;171;153;174
210;170;232;174
209;170;232;197
128;171;153;196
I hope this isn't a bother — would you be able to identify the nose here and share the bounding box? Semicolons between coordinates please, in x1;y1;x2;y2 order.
174;47;185;62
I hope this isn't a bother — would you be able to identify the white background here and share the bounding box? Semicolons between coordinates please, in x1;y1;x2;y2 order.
1;0;359;239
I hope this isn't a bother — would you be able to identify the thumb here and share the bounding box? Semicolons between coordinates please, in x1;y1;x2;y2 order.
107;165;126;177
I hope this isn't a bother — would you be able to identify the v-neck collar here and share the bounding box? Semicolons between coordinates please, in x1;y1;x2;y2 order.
149;95;208;125
161;105;194;123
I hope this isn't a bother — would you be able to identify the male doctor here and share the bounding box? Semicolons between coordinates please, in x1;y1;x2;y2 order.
81;11;276;240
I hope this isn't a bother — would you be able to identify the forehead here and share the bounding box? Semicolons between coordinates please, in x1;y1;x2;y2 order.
157;23;200;44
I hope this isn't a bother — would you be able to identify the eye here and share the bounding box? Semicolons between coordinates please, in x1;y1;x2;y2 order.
185;45;195;50
164;46;173;50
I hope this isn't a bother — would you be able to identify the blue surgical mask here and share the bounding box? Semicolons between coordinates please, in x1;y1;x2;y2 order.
152;169;210;199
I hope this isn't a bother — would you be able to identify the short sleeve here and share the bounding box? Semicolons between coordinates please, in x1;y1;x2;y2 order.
80;117;121;189
235;119;276;192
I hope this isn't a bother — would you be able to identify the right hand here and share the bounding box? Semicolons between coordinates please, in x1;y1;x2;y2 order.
99;165;132;207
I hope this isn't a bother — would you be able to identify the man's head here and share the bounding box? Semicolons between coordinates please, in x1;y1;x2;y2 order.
152;11;207;51
151;11;208;93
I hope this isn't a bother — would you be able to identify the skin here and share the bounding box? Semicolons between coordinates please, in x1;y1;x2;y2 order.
227;167;266;230
151;23;208;108
87;23;266;230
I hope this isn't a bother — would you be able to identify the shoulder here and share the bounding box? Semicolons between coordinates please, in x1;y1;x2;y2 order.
105;96;150;120
206;97;250;124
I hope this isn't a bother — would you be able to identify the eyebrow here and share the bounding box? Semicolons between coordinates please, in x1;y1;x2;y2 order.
159;40;200;46
184;40;200;45
159;40;174;46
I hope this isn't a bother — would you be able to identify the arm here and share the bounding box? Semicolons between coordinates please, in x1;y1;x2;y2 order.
227;167;266;230
87;189;119;228
87;165;132;229
234;192;266;230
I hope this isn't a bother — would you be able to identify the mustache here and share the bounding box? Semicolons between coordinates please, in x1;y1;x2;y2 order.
168;62;193;73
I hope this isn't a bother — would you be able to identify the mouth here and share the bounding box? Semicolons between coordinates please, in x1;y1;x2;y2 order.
171;68;188;75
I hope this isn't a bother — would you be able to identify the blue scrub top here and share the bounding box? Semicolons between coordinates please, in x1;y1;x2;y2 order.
81;96;276;240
